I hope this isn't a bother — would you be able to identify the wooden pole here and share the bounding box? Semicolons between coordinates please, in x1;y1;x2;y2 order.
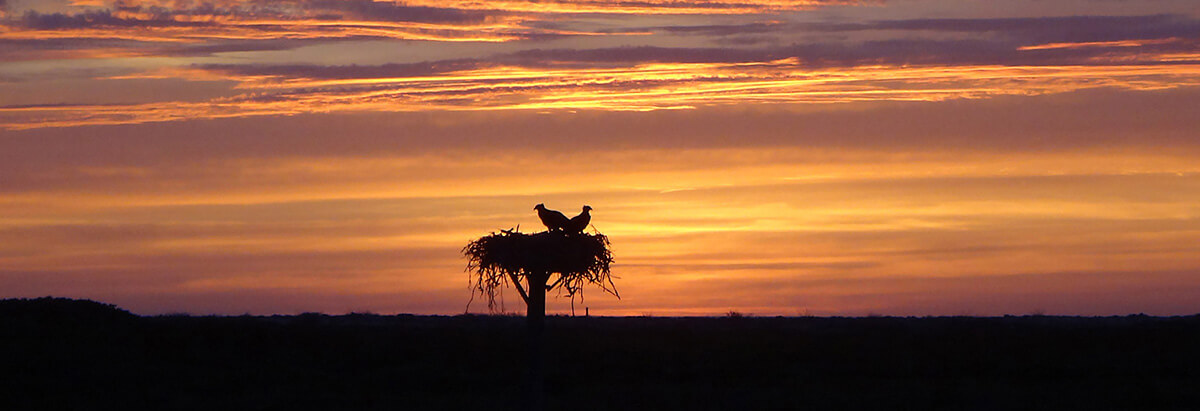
526;271;548;411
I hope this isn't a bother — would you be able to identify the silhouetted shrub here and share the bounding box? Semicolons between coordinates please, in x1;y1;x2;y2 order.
0;296;135;325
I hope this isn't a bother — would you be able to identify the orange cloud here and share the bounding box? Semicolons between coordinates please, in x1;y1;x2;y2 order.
0;18;554;43
394;0;862;14
5;0;844;48
5;60;1200;130
1018;38;1184;51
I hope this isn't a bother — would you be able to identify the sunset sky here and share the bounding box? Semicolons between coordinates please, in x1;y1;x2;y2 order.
2;0;1199;316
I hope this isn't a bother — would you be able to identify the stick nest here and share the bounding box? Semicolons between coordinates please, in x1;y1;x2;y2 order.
464;228;618;313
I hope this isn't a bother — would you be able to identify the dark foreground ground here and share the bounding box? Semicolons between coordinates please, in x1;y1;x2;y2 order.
3;298;1199;410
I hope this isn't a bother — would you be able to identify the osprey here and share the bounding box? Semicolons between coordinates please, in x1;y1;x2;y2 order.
534;203;570;231
567;205;592;234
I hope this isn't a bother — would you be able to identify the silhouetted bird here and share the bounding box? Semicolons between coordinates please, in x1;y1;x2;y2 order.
534;203;570;231
567;205;592;234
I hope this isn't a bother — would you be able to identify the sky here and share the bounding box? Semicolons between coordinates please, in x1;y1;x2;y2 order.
2;0;1199;316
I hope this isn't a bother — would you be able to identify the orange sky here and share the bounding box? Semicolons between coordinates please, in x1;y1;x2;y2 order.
2;0;1199;316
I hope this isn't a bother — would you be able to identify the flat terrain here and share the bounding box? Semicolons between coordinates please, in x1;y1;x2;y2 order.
3;298;1199;410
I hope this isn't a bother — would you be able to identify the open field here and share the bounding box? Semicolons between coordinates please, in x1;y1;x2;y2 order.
3;298;1199;410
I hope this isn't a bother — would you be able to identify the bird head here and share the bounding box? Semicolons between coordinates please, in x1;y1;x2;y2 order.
583;205;592;212
534;203;545;210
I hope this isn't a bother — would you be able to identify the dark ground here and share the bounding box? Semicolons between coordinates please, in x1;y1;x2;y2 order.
2;297;1199;410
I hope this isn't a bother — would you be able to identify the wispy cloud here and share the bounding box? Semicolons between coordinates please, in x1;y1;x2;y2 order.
2;6;537;43
0;0;676;49
4;8;1198;129
0;0;864;55
381;0;864;14
5;54;1200;129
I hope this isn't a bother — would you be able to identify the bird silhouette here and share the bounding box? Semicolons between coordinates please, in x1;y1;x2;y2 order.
534;203;570;231
567;205;592;234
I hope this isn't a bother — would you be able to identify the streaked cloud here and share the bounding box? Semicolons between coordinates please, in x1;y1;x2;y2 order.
0;0;861;55
3;0;1200;316
341;0;863;15
2;7;1197;129
5;58;1200;129
2;4;539;44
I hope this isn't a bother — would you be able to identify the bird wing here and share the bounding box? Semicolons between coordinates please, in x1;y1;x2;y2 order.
550;210;570;226
538;208;570;229
568;211;590;232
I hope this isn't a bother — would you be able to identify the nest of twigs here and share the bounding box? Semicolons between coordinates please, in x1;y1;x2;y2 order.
464;228;618;313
